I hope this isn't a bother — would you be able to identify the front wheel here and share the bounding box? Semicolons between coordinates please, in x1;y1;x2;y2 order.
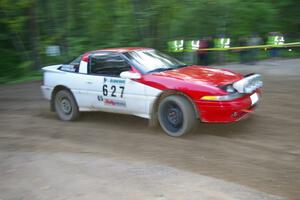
158;95;197;137
54;90;79;121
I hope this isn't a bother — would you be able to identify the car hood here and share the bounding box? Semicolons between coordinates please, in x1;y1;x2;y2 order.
152;65;243;87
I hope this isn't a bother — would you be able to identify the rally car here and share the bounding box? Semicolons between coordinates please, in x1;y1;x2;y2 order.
41;47;263;137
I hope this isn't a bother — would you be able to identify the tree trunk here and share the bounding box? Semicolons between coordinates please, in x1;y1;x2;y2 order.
28;2;41;69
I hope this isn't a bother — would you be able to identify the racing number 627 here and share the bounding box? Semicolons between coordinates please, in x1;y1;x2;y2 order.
103;84;125;98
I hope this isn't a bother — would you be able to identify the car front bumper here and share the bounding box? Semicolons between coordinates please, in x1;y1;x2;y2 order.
195;90;261;123
41;85;53;100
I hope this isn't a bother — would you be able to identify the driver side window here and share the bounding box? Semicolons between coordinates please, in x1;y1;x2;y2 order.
90;54;131;77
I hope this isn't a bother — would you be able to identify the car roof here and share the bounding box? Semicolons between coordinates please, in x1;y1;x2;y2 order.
90;47;152;53
81;47;153;61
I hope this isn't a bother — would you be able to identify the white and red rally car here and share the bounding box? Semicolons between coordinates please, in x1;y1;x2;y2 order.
41;47;263;136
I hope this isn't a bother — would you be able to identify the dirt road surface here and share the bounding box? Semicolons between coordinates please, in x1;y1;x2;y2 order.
0;59;299;200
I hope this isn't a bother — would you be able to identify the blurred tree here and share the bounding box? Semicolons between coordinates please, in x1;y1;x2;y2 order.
0;0;299;82
227;1;278;37
276;0;300;38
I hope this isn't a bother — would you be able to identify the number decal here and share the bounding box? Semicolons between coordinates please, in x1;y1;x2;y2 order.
102;84;125;98
111;85;116;97
103;84;108;96
119;86;124;98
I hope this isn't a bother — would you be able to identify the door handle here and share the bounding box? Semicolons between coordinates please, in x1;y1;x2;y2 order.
86;81;93;84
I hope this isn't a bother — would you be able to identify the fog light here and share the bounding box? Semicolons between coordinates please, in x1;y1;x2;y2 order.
232;112;238;118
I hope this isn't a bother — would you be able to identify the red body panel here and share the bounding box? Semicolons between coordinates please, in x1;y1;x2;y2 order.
138;65;243;100
196;89;262;123
152;66;243;87
137;65;261;123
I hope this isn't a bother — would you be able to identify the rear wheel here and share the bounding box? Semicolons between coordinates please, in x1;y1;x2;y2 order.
54;90;79;121
158;95;197;137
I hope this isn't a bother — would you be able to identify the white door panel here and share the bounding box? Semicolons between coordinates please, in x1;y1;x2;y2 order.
94;76;147;115
46;69;162;118
65;73;147;117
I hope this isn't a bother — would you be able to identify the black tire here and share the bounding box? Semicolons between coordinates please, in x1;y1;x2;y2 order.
158;95;197;137
54;90;80;121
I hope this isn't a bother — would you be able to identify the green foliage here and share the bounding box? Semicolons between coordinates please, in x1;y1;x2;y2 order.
0;0;299;83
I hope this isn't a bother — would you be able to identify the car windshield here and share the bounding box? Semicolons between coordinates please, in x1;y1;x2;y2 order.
124;50;187;74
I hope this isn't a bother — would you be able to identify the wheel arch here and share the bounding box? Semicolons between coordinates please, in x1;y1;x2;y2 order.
149;90;200;127
50;85;75;111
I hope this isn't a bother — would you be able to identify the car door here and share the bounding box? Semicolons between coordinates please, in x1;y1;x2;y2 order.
85;52;147;116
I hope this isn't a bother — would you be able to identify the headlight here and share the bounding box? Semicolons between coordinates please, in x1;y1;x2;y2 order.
233;74;263;94
201;92;243;101
219;84;237;93
201;84;242;101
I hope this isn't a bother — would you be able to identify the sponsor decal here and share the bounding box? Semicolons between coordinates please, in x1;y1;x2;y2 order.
109;78;125;84
103;98;126;107
97;95;103;101
103;77;125;84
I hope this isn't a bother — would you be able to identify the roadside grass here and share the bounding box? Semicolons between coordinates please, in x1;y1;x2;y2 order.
0;71;42;85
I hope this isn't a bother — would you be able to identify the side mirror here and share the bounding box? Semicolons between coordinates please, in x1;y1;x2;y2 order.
120;71;141;79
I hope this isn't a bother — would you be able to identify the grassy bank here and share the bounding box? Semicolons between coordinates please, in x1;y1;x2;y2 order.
0;71;42;85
